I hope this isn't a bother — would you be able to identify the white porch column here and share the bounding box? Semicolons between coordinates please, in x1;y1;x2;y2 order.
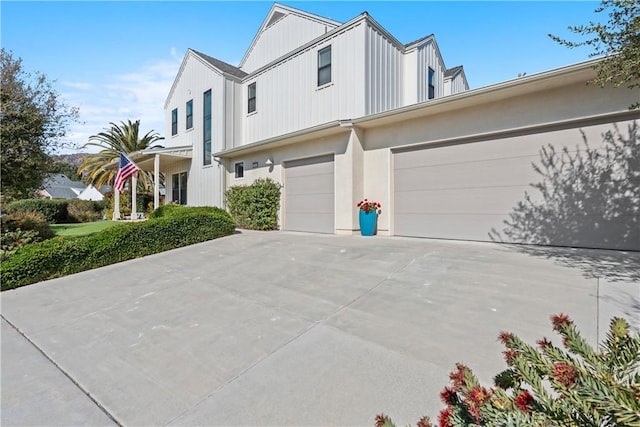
154;153;160;210
131;174;137;221
113;189;120;220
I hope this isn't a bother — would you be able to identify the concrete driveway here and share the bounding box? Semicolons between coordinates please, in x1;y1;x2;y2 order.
2;231;638;426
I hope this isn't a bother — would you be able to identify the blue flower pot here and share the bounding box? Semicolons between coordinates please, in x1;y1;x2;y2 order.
359;210;378;236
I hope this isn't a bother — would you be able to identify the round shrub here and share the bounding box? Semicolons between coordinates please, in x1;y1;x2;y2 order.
225;178;281;230
67;199;102;223
1;211;55;240
5;199;69;223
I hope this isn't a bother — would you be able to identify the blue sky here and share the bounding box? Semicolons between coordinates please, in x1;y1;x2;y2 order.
2;1;600;152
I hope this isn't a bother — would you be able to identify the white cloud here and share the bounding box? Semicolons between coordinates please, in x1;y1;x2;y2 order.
62;49;182;153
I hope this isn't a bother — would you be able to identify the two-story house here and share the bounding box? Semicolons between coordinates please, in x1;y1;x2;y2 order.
131;3;639;251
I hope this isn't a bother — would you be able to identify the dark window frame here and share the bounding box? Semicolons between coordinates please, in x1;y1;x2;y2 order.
428;67;435;100
234;162;244;179
186;99;193;130
317;46;332;86
171;171;188;205
248;82;256;114
203;90;212;166
171;108;178;136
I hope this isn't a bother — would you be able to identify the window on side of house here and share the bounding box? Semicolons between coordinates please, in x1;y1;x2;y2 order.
186;99;193;130
318;45;331;86
203;89;212;166
248;82;256;114
234;162;244;179
171;171;188;205
428;67;435;100
171;108;178;136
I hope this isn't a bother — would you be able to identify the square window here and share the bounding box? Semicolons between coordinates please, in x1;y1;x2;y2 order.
234;162;244;178
317;46;331;86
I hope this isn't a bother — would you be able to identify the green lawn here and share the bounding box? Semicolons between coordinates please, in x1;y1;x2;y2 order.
51;221;118;237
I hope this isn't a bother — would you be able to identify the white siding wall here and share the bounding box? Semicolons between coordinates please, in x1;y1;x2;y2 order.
416;41;445;102
164;53;227;206
402;50;418;106
242;14;338;73
241;22;366;145
365;24;403;115
450;73;468;94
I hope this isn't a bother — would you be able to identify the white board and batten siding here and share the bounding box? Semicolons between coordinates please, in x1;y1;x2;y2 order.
416;41;445;103
241;13;338;74
364;23;403;115
242;22;366;145
164;52;227;206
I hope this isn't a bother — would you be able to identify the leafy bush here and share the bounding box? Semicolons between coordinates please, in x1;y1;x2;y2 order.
67;199;102;222
149;204;229;220
1;207;236;290
0;229;39;261
377;314;640;427
5;199;69;223
225;178;281;230
104;191;131;219
1;211;55;240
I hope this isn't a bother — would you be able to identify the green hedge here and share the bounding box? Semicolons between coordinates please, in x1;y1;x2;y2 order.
1;207;236;291
6;199;69;223
225;178;281;230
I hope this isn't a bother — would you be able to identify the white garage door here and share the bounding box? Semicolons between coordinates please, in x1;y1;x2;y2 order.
393;124;639;250
284;154;335;233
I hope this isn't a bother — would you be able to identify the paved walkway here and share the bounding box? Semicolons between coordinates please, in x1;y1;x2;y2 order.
2;231;638;426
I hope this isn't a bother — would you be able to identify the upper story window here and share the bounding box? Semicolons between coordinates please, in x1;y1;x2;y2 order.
171;108;178;136
318;46;331;86
203;90;212;166
428;67;435;100
248;83;256;114
186;100;193;130
234;162;244;179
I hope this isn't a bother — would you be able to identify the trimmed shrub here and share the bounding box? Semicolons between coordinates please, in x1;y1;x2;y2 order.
5;199;68;223
225;178;281;230
0;229;39;261
67;199;102;223
1;207;236;290
1;211;55;240
376;314;640;427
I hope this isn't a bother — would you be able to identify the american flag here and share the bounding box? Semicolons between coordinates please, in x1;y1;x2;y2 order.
114;153;140;193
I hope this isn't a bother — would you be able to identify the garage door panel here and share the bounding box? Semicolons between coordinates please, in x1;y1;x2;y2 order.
284;173;333;195
285;193;334;214
395;187;541;215
284;154;335;234
394;213;502;240
394;155;538;192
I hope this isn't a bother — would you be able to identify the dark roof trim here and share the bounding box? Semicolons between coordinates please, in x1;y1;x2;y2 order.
191;49;248;79
445;66;464;78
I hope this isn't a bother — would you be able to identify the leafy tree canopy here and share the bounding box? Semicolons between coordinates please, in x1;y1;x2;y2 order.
0;49;79;201
549;0;640;108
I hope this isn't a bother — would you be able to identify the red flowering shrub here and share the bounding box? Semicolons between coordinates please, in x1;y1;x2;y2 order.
376;315;640;426
357;199;381;213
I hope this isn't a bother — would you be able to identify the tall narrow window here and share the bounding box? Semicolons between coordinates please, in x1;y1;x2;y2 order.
171;108;178;136
428;67;435;100
318;46;331;86
186;100;193;129
203;89;212;166
248;83;256;113
234;162;244;179
171;171;188;205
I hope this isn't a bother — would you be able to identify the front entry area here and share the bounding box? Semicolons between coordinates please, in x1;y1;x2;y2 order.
283;154;335;233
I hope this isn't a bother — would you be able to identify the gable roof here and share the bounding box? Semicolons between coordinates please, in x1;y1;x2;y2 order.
41;174;86;199
239;3;341;70
191;49;247;79
445;66;464;78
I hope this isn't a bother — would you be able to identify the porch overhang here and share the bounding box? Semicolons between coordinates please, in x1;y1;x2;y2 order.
102;146;193;171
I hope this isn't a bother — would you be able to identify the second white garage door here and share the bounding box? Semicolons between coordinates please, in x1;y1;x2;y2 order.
284;154;335;234
392;123;638;250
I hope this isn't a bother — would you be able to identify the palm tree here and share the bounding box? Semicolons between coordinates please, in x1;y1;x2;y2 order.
79;120;163;191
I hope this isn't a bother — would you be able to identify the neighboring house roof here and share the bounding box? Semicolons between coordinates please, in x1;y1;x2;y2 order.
41;174;86;199
191;50;248;79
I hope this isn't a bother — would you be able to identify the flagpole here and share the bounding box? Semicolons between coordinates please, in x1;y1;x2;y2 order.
131;173;137;221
